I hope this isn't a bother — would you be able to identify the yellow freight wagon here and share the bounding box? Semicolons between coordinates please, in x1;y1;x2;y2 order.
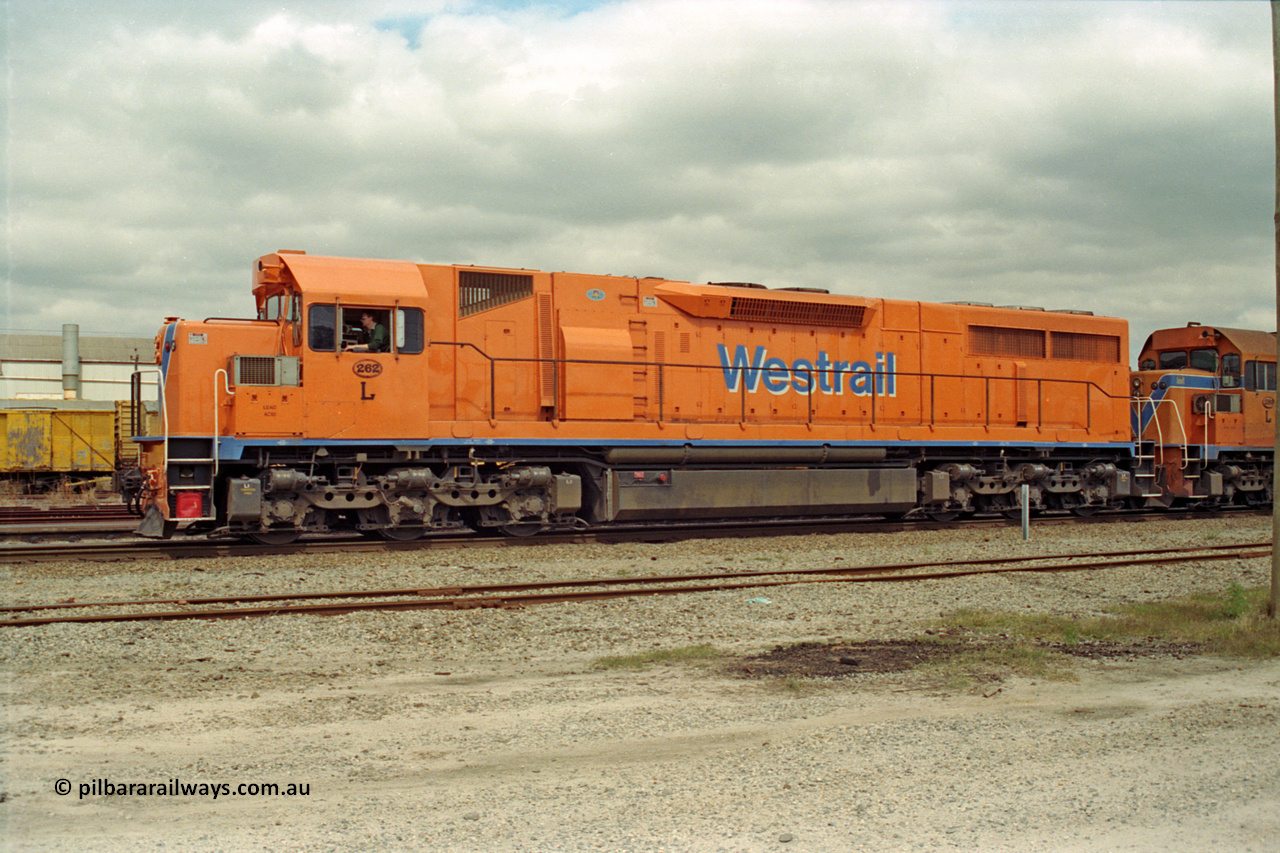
0;402;117;486
114;400;160;469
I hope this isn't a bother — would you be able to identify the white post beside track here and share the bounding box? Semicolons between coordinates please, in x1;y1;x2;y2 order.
1020;484;1030;542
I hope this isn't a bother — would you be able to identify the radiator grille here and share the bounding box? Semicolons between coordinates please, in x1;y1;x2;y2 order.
728;296;866;327
969;325;1046;358
969;326;1121;363
1051;331;1121;363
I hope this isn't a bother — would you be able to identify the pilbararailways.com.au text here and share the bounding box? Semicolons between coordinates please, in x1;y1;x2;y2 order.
55;778;311;800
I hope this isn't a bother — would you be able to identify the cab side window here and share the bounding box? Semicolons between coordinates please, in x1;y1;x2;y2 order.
340;307;390;352
397;308;425;354
1220;353;1241;388
309;304;337;351
309;303;424;354
1245;360;1277;392
260;293;298;322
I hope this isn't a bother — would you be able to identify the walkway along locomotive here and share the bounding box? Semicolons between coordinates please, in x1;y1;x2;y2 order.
126;251;1275;543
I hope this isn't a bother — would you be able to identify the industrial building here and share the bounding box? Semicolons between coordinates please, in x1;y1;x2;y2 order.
0;326;153;401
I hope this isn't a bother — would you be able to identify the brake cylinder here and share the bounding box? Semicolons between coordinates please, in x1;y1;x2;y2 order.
265;469;323;492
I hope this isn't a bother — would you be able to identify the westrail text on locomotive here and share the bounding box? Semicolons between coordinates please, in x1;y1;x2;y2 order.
718;345;897;396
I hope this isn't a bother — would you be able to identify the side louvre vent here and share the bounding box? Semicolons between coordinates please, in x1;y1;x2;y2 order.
728;297;866;327
968;326;1122;363
459;271;534;317
537;292;555;406
969;325;1046;359
1051;331;1121;363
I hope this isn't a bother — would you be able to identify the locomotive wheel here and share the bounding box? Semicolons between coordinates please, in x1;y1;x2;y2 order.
926;510;960;522
378;527;425;541
1070;505;1099;517
246;529;301;546
499;523;545;538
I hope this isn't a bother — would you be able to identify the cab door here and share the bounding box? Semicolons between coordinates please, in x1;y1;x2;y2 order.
1242;359;1277;448
302;302;429;440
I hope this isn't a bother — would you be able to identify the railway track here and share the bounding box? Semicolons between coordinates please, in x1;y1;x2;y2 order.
0;503;138;536
0;504;134;523
2;541;1269;627
0;507;1264;563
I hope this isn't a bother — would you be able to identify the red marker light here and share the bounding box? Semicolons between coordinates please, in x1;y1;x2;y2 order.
175;492;203;518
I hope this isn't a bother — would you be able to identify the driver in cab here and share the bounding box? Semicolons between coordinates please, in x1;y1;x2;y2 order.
344;311;388;353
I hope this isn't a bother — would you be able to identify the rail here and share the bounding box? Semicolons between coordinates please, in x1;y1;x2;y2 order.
3;540;1268;627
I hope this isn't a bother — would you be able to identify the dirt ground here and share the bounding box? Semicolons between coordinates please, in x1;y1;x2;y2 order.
5;638;1278;851
3;518;1279;852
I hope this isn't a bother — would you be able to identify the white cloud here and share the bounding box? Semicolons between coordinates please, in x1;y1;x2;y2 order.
3;0;1272;359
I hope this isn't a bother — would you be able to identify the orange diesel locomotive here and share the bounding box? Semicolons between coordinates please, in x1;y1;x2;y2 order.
127;251;1270;542
1132;325;1275;508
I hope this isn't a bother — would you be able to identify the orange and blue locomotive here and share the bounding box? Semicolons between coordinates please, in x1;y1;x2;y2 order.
127;251;1272;541
1131;324;1275;508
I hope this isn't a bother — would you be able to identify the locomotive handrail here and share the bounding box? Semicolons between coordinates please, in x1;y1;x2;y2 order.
1135;395;1164;454
1200;397;1212;468
1134;393;1191;469
200;317;277;325
158;367;170;461
129;369;163;442
130;365;222;523
428;342;1124;432
212;368;234;478
430;341;498;419
1164;398;1189;467
155;365;171;499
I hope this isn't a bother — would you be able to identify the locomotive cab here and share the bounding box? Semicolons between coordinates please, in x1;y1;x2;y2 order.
1131;323;1275;506
133;251;437;541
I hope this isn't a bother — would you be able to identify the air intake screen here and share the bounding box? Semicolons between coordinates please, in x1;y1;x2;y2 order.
236;356;276;385
969;325;1046;358
459;271;533;317
728;296;866;327
232;356;299;386
1051;331;1121;363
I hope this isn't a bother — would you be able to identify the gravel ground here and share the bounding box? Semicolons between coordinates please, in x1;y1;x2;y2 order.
2;515;1278;852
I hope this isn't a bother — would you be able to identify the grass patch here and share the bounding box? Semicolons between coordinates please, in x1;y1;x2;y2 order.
911;584;1280;689
938;584;1280;660
768;676;826;696
911;633;1074;689
593;643;722;671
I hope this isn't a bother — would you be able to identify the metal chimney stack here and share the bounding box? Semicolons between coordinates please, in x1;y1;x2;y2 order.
61;323;81;399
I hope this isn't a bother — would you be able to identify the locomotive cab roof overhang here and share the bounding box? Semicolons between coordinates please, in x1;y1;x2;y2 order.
254;251;427;305
1139;325;1278;360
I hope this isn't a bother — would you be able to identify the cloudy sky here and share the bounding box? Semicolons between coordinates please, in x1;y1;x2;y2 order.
3;0;1274;357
